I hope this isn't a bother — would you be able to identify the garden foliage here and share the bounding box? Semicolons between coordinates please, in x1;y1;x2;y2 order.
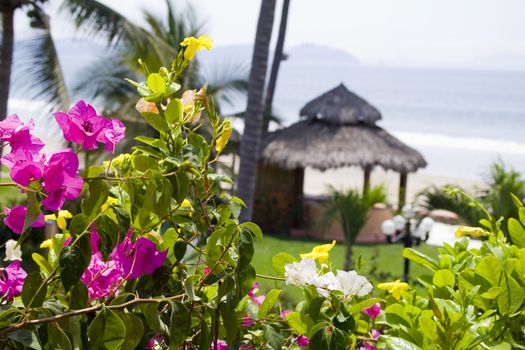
1;36;525;350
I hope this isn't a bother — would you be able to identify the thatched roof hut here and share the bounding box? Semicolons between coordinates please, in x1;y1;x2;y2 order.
258;83;427;215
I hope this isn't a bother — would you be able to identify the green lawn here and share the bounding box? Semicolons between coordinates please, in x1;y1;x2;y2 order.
252;234;439;305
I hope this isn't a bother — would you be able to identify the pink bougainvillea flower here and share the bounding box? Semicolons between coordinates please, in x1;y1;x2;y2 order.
96;118;126;153
248;282;265;306
0;114;23;140
0;260;27;301
111;230;168;280
362;303;382;319
54;100;108;150
3;206;45;234
211;340;229;350
241;314;256;327
147;334;165;349
41;149;83;210
281;309;293;320
2;151;45;186
358;341;377;350
80;230;123;301
203;265;211;276
6;128;44;155
371;329;381;340
297;335;310;347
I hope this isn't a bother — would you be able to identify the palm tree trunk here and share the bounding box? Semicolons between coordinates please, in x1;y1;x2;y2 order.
236;0;277;222
263;0;290;133
344;240;353;271
0;3;15;176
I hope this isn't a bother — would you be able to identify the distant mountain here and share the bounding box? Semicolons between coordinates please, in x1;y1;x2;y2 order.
201;43;360;66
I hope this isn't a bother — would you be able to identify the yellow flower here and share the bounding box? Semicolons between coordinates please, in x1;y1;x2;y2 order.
377;280;410;300
300;240;336;265
180;35;213;61
45;210;73;231
101;197;119;212
455;226;488;238
180;199;193;217
40;239;53;249
215;120;232;153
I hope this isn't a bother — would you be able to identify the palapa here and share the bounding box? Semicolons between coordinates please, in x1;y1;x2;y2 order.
259;83;427;209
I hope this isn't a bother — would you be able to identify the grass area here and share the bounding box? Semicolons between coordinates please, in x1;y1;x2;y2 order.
252;234;439;305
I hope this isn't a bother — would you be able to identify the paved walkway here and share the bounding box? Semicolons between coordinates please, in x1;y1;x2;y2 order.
426;222;482;249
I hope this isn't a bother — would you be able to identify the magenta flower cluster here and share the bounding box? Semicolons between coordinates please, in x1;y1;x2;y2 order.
1;100;125;234
0;260;27;301
81;228;167;300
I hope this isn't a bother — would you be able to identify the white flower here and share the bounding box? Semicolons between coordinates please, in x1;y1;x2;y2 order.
285;258;318;286
313;272;338;297
4;239;22;261
334;270;373;299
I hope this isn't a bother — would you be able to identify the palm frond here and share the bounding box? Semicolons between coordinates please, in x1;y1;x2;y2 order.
199;61;248;108
17;27;69;112
72;54;136;112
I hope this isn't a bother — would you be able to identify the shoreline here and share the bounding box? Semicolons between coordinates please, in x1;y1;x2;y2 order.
304;167;483;206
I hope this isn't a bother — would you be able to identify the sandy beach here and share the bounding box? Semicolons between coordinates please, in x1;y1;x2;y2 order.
304;167;483;206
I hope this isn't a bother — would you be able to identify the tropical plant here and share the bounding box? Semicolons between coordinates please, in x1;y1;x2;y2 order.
237;0;277;222
419;162;525;234
74;1;248;122
1;0;69;164
263;0;291;133
321;185;387;271
374;189;525;348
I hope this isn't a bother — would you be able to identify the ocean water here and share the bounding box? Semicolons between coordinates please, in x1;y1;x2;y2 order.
268;63;525;180
7;41;525;181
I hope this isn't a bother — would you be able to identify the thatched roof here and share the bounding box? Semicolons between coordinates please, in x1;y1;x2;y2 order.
261;120;427;173
300;84;382;126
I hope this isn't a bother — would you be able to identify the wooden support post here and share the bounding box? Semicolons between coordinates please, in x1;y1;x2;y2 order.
363;166;372;197
398;172;408;210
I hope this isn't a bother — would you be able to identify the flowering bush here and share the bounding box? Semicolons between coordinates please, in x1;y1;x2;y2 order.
2;35;525;350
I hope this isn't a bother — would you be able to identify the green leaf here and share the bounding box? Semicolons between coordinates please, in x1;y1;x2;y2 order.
32;253;53;276
508;218;525;248
433;269;456;288
286;312;313;335
402;248;439;271
88;307;126;350
22;272;46;308
59;245;88;292
48;323;72;350
165;98;182;124
184;275;201;302
169;301;190;349
328;328;347;350
480;286;503;299
271;252;298;276
81;179;109;221
239;222;263;241
135;136;168;150
257;289;281;319
22;191;42;234
147;73;165;94
173;240;187;261
69;282;89;310
497;273;524;314
142;302;168;334
475;255;502;285
69;214;87;236
263;324;284;350
142;112;169;134
131;154;158;172
170;172;190;204
116;312;144;350
380;336;422;350
220;304;239;345
8;330;42;349
86;165;105;178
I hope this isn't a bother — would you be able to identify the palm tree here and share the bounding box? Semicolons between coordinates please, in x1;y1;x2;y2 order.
263;0;291;133
236;0;277;222
72;1;248;139
321;187;373;271
1;0;69;166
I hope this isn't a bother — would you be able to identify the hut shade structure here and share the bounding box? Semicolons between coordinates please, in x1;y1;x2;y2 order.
260;83;427;211
300;83;382;126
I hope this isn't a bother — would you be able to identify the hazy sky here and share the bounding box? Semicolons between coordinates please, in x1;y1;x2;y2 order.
14;0;525;67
